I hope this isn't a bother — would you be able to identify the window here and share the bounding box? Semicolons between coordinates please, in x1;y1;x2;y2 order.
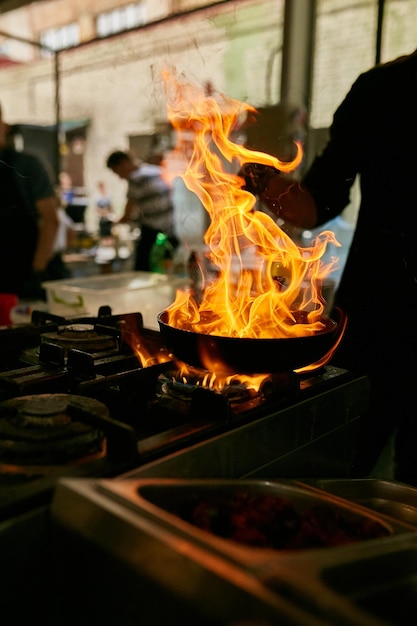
311;0;378;130
382;0;417;60
96;2;146;38
40;23;80;54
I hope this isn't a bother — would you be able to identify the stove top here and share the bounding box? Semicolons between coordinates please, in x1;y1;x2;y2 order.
0;307;364;522
0;307;371;626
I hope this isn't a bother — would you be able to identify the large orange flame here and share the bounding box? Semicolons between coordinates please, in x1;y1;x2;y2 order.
163;72;339;341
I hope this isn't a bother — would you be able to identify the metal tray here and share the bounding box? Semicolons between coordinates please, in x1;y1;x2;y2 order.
299;478;417;527
95;478;417;626
98;478;405;563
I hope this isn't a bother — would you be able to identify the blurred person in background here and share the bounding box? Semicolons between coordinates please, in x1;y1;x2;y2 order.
59;171;75;209
241;49;417;485
0;103;58;324
106;150;177;271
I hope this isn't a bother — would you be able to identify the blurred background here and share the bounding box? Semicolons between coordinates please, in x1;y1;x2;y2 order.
0;0;413;279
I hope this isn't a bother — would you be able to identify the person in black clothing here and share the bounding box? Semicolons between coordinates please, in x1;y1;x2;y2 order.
0;105;58;322
242;49;417;485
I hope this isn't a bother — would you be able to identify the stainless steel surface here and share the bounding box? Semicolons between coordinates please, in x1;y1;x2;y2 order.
0;299;371;625
48;371;370;626
51;477;417;626
51;478;326;626
98;478;412;555
302;478;417;527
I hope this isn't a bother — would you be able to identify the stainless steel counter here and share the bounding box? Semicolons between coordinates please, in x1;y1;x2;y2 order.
49;371;371;625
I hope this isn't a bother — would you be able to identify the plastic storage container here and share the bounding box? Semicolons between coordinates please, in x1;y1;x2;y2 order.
42;271;189;330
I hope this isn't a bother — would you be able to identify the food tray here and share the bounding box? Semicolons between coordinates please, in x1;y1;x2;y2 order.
42;271;189;329
96;478;417;626
97;479;411;565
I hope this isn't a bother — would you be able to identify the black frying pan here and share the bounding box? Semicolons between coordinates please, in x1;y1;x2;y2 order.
157;309;342;373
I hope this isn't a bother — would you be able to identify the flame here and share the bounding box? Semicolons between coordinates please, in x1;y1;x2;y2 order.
120;316;173;367
163;71;339;344
173;361;270;391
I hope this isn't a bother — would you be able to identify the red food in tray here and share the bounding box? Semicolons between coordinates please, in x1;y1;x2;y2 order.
174;491;390;551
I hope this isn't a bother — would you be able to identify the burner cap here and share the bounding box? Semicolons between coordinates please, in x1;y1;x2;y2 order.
21;395;69;419
41;323;117;351
66;323;95;332
0;393;107;466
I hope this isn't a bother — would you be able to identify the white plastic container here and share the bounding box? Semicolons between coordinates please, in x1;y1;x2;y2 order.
42;271;189;330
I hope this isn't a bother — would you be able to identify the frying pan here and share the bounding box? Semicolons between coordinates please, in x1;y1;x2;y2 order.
157;309;342;373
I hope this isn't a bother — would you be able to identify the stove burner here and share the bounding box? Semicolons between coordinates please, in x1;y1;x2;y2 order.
20;395;71;425
0;394;107;466
154;366;301;423
162;377;259;406
156;367;272;422
41;323;118;351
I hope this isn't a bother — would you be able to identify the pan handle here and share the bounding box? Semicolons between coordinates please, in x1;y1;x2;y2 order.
295;307;347;374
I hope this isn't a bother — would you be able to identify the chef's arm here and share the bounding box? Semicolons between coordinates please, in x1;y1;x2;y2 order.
32;197;59;272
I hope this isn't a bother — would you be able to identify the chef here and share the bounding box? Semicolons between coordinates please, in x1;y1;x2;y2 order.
242;49;417;486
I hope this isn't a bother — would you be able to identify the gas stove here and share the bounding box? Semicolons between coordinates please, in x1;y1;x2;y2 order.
0;307;367;522
0;308;164;520
0;306;369;625
0;307;360;520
